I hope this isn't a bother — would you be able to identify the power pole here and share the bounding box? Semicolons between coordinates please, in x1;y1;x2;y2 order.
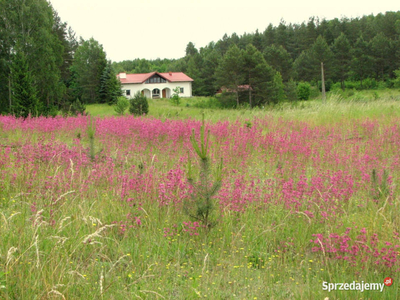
321;62;326;103
9;74;12;112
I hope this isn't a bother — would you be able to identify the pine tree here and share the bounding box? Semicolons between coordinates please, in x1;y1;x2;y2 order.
331;33;351;90
242;44;274;107
270;72;286;103
10;50;39;118
264;45;293;82
370;33;392;80
350;36;374;87
215;44;244;107
99;61;122;105
70;38;107;103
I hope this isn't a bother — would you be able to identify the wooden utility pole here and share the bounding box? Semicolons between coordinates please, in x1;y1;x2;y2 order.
321;62;326;103
9;74;11;112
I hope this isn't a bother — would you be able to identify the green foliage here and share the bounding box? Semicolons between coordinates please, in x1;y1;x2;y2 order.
0;0;66;113
297;82;311;100
370;33;393;80
270;71;286;103
264;44;293;81
215;44;244;107
70;38;107;104
331;33;351;90
217;93;240;108
192;97;222;109
350;36;374;88
170;87;181;106
185;115;223;230
393;69;400;88
99;62;122;105
284;79;298;101
61;98;86;116
114;97;129;116
129;91;149;116
242;44;275;107
87;116;96;162
10;50;39;118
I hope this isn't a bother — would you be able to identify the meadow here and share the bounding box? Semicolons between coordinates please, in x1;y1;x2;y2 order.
1;91;400;299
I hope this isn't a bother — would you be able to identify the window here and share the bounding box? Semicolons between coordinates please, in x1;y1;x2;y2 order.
180;87;184;93
152;88;160;98
145;75;166;84
126;90;131;96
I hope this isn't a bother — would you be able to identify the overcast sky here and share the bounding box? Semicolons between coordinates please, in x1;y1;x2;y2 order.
49;0;398;62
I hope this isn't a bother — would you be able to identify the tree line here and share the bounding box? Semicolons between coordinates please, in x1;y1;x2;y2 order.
113;11;400;106
0;0;121;117
1;2;400;115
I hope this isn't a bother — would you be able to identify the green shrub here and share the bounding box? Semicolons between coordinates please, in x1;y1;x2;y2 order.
114;96;129;116
393;69;400;88
317;79;333;92
192;97;222;109
215;92;237;109
297;82;311;100
129;91;149;116
61;98;87;116
169;87;181;106
284;79;298;102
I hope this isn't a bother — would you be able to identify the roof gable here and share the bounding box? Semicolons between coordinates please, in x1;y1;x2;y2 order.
118;72;193;84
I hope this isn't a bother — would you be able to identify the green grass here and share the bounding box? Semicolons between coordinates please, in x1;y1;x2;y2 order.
86;90;400;125
2;90;400;299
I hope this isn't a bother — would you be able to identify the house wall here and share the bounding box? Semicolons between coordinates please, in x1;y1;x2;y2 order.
122;81;192;98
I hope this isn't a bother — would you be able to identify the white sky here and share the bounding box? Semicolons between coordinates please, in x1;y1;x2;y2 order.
49;0;399;62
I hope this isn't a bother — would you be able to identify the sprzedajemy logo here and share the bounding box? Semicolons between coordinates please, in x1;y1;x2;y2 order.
322;279;393;293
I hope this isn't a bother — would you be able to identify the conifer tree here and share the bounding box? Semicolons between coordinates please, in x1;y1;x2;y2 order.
98;61;122;105
242;44;274;107
215;44;244;107
331;33;351;90
10;50;39;118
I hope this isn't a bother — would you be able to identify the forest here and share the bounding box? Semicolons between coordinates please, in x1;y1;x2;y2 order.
1;0;400;115
0;0;121;116
113;12;400;105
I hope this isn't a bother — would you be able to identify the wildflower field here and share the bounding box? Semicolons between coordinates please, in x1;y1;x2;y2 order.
1;99;400;299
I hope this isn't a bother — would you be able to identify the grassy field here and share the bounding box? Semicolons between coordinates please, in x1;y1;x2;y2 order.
1;92;400;299
87;88;400;125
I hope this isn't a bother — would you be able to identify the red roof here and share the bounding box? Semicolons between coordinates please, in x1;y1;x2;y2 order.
118;72;193;84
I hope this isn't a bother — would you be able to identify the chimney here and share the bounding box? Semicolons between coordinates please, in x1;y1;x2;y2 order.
119;72;127;79
169;71;172;76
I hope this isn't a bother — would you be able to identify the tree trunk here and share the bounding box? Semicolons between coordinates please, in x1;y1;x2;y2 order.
236;90;239;108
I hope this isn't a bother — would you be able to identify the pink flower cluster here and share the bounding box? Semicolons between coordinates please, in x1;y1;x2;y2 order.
311;227;400;269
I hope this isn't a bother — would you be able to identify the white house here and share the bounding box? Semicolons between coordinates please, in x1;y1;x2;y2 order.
117;72;193;99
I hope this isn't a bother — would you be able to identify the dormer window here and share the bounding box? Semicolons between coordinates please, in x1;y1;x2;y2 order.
145;74;167;84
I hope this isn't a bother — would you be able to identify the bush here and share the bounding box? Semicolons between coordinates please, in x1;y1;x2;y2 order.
129;91;149;116
170;87;181;106
394;69;400;88
297;82;311;100
61;98;87;116
216;92;237;109
284;79;298;102
114;96;129;116
317;79;333;92
192;97;222;109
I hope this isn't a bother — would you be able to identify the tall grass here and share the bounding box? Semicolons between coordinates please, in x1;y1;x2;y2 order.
86;91;400;125
1;96;400;299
